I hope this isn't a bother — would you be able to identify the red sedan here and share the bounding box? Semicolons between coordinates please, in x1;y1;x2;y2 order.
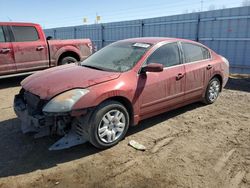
14;37;229;150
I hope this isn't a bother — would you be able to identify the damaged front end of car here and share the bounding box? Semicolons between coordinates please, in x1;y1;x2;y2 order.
14;88;92;150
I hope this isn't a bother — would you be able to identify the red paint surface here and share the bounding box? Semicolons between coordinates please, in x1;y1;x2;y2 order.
21;37;229;125
0;22;92;76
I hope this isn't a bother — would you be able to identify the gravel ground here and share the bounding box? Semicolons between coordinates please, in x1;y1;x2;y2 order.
0;75;249;188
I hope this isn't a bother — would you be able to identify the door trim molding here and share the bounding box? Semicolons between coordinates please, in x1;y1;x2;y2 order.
141;92;185;108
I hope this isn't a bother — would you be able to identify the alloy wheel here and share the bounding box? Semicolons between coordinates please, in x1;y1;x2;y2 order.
208;80;220;102
98;109;126;143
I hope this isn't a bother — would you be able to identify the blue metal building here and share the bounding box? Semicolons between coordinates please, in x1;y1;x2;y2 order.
44;6;250;74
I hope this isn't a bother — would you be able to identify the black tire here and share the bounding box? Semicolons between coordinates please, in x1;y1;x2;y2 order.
59;56;77;65
203;77;221;104
88;100;130;149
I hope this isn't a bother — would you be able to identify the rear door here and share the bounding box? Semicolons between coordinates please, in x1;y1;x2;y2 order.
181;42;212;101
139;42;185;117
10;25;49;72
0;26;16;75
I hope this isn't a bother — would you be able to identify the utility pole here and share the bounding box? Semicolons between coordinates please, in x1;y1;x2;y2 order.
200;0;204;12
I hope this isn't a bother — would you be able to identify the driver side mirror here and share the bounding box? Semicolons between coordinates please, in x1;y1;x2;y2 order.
141;63;164;73
46;36;53;40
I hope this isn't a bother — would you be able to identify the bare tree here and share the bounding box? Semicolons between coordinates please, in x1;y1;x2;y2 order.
242;0;250;6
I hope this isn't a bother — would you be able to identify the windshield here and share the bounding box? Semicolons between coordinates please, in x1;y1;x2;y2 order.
81;41;151;72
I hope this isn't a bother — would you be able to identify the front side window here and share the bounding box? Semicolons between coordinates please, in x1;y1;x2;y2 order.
0;27;5;42
182;42;210;63
147;42;181;67
82;42;151;72
11;26;39;42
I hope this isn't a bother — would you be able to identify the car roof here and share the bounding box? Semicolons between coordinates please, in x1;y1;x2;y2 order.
0;22;40;27
118;37;199;45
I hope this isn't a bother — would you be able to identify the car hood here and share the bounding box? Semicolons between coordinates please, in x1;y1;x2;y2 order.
21;64;121;100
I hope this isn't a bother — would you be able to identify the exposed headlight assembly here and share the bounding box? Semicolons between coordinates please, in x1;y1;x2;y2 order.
43;89;89;113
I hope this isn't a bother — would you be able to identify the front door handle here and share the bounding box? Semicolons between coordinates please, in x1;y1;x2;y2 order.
207;64;212;70
176;73;185;80
0;48;11;54
36;46;44;51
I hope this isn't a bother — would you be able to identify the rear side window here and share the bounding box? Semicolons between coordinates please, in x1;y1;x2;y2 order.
0;27;5;42
182;43;210;63
201;47;211;59
11;26;39;42
147;43;181;67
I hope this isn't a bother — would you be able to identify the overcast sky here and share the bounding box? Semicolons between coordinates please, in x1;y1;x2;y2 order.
0;0;244;28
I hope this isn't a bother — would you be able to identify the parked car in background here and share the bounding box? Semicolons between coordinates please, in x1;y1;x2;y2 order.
0;22;93;78
14;37;229;150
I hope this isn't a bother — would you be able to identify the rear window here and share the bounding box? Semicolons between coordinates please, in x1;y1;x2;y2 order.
0;27;5;42
182;43;210;63
11;26;39;42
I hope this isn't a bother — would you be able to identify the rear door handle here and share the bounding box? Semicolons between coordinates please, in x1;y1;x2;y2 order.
176;73;185;80
207;64;212;70
0;48;11;54
36;46;44;51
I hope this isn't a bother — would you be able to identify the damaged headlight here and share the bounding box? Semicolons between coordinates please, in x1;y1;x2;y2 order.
43;89;89;113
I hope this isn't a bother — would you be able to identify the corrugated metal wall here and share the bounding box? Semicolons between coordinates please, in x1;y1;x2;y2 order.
44;6;250;74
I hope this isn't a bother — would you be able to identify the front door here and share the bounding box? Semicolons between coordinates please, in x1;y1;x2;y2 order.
0;26;16;76
10;25;49;72
138;42;185;118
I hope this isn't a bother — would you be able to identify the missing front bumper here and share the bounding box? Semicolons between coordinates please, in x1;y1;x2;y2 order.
14;93;52;134
14;93;89;150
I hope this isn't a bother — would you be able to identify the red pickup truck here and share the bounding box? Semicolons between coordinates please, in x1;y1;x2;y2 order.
0;22;93;78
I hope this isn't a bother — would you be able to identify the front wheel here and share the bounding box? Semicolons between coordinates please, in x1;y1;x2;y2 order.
89;101;130;149
203;77;221;104
59;56;77;65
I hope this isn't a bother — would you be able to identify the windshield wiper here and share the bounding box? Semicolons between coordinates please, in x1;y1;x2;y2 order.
81;64;106;71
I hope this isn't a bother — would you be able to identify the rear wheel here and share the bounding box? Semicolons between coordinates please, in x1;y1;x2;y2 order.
203;77;221;104
59;56;77;65
89;101;130;149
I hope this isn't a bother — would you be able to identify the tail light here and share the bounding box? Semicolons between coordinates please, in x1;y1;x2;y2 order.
221;56;229;67
87;42;93;53
87;42;97;53
220;56;229;79
93;45;97;52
